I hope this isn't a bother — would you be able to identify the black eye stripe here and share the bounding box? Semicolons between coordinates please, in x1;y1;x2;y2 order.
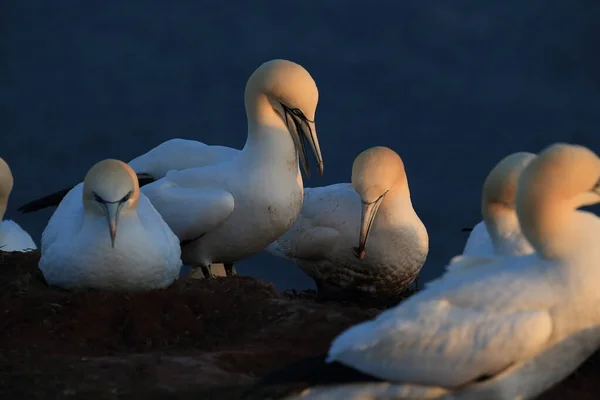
93;191;132;204
120;191;132;202
279;102;315;124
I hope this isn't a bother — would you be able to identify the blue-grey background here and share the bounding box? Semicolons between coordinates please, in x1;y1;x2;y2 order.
2;1;600;290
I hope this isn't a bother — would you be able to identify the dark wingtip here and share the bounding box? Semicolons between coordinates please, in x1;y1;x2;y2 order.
136;172;155;188
461;227;474;232
17;187;74;214
17;172;155;214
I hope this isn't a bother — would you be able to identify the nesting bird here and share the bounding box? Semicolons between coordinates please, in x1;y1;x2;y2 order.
267;146;428;302
39;159;182;291
0;157;37;252
303;143;600;400
140;59;324;278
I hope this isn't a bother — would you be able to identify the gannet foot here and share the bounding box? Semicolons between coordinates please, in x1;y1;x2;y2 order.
224;263;237;277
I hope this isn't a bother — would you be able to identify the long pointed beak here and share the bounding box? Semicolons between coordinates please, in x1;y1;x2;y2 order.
303;120;324;177
352;196;386;260
104;203;122;248
291;118;324;179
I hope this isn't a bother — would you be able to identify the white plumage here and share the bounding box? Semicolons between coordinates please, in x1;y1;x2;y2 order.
128;138;239;180
267;147;428;301
0;157;37;252
140;59;324;273
39;159;182;291
319;144;600;400
0;220;37;252
462;152;536;259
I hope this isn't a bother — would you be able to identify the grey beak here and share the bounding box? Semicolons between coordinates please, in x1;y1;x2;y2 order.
352;195;386;260
104;202;122;248
284;106;324;179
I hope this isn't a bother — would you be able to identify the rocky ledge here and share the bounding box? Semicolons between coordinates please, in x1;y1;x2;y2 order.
0;251;598;399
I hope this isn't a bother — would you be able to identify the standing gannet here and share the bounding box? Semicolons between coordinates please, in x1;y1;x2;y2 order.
39;159;182;291
266;146;427;302
292;143;600;400
17;138;241;214
0;158;37;252
141;59;324;278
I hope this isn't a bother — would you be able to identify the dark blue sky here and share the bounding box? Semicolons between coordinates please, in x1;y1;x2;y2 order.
2;1;600;290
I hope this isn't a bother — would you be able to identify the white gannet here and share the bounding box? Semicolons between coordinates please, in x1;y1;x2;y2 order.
304;143;600;400
0;157;37;252
39;159;182;291
446;152;537;277
462;152;536;258
17;138;241;213
141;59;324;278
266;146;428;302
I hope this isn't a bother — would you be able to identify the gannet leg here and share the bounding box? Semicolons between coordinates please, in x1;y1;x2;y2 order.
188;264;230;279
208;263;227;278
224;263;237;277
189;266;209;280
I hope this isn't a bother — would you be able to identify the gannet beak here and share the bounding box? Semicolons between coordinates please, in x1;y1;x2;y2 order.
104;202;122;248
283;104;324;179
352;194;387;260
302;119;324;177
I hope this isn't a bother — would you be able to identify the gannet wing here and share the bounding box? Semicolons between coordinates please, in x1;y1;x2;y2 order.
17;172;156;214
40;183;85;252
128;138;239;178
293;227;341;260
443;255;498;274
327;298;552;388
141;179;234;242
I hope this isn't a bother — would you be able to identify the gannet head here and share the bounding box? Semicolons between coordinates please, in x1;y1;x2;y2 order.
482;152;536;232
350;146;407;259
0;158;14;221
82;159;140;248
517;143;600;259
245;59;324;178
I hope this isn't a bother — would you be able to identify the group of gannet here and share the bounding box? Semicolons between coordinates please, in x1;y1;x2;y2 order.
255;143;600;400
7;58;427;301
4;58;600;399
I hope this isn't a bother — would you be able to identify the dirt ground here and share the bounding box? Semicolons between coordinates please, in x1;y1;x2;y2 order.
1;251;600;400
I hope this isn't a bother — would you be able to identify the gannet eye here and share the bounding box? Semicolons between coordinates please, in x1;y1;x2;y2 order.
120;191;132;203
93;192;104;203
593;178;600;192
291;108;304;118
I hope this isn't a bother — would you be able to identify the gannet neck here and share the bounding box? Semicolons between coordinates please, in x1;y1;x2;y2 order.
481;152;536;254
244;92;293;141
0;158;14;221
241;59;323;177
483;205;520;249
516;143;600;260
377;183;413;224
242;94;299;170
